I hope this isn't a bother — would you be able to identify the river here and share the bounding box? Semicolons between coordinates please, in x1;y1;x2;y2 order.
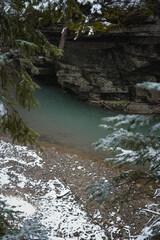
20;82;117;157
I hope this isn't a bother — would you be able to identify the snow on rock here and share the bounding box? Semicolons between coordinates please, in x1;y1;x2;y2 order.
0;140;43;168
0;194;36;217
93;209;103;219
136;82;160;91
0;167;10;187
36;179;107;240
0;102;6;116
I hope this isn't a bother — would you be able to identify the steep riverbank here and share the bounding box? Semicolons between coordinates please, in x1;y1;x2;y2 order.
0;134;159;239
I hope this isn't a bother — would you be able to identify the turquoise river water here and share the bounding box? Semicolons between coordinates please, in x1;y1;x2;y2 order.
21;83;117;156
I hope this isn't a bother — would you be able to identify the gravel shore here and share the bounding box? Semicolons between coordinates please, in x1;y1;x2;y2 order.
0;135;159;239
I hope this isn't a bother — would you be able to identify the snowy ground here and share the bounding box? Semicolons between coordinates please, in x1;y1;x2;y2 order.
0;140;108;239
0;139;159;239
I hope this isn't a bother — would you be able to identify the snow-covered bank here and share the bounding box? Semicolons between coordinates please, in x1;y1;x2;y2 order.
0;140;107;239
0;139;159;239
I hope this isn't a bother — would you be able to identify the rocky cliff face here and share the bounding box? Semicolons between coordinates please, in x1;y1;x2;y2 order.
37;19;160;114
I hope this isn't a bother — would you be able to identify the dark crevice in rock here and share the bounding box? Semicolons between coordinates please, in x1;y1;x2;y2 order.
34;73;59;87
100;93;130;101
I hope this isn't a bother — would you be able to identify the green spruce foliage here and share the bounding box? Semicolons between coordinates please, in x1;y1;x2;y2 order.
0;199;16;237
86;83;160;239
86;109;160;200
0;199;47;239
0;0;62;148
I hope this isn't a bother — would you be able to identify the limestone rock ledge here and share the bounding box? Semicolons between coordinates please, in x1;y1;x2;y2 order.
37;19;160;114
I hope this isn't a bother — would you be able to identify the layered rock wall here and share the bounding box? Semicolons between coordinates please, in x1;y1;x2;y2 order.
39;20;160;113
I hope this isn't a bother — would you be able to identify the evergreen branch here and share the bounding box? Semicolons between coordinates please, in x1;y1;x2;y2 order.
141;209;160;216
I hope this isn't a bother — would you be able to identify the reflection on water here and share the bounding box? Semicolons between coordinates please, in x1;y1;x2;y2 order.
20;83;117;156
